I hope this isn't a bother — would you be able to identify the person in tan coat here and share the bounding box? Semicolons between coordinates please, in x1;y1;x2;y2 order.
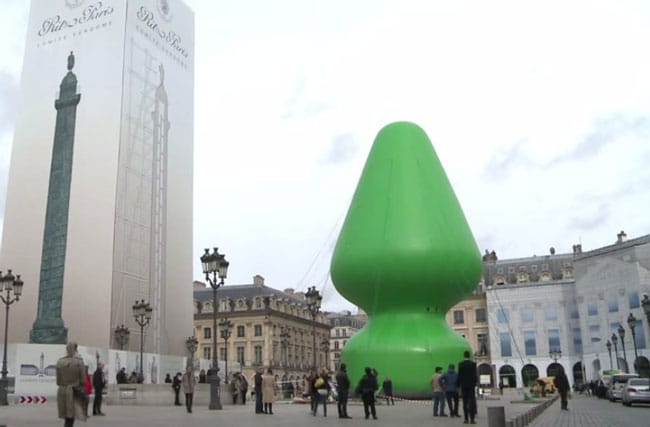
181;366;196;413
56;342;87;427
261;368;276;414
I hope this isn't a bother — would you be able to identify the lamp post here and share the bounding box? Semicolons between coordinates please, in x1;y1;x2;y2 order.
0;270;24;406
606;340;613;370
114;324;130;350
611;333;620;369
132;299;152;382
200;247;229;410
628;313;639;372
186;336;198;369
642;295;650;339
618;324;628;372
280;329;290;372
320;339;330;372
219;319;233;383
549;348;561;363
305;286;322;369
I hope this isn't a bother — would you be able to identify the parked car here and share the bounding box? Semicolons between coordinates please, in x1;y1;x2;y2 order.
622;378;650;406
607;373;639;401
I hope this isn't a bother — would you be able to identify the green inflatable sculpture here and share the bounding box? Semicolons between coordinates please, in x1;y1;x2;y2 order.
330;122;481;398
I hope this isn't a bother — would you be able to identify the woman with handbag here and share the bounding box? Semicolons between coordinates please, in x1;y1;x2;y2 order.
312;369;331;417
56;342;87;427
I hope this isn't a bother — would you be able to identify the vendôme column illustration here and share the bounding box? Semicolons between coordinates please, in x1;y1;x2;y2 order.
330;122;481;398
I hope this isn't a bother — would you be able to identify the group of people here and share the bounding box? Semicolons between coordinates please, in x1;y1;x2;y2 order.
429;350;479;424
253;367;277;414
167;367;197;413
55;344;491;426
55;342;107;427
115;367;142;384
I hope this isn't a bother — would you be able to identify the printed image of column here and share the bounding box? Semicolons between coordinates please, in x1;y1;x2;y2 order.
150;64;169;356
30;52;82;344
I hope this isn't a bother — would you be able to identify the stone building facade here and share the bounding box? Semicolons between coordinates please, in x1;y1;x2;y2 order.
192;276;331;382
484;232;650;389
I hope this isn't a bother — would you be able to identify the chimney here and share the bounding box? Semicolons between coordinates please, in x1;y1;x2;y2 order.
617;230;627;244
253;274;265;286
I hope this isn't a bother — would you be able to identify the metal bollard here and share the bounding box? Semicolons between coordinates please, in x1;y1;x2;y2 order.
487;406;506;427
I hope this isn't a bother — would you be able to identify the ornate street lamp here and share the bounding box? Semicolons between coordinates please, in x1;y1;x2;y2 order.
549;348;561;363
628;313;639;372
305;286;322;369
611;333;620;369
219;319;233;383
200;247;229;410
280;329;291;371
186;336;198;369
321;339;330;371
114;324;130;350
642;295;650;336
606;340;613;370
0;270;23;406
618;324;628;372
132;299;152;382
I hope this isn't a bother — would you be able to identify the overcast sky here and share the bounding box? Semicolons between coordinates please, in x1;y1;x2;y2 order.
1;0;650;313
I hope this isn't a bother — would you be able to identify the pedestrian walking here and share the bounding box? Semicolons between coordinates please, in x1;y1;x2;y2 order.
181;366;196;413
262;368;276;414
553;365;571;411
56;342;87;427
356;367;378;420
382;376;395;405
457;350;478;424
430;366;447;417
92;361;106;416
335;363;352;418
442;364;460;417
312;369;331;417
306;369;318;414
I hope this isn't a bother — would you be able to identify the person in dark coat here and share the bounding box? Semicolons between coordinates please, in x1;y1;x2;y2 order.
92;362;106;416
172;372;182;406
335;363;352;418
164;373;172;383
457;350;478;424
553;365;571;410
356;367;378;420
254;367;264;414
116;368;127;384
239;373;249;404
442;364;460;417
382;376;394;405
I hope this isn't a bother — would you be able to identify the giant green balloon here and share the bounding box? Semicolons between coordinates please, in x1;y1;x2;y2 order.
330;122;481;398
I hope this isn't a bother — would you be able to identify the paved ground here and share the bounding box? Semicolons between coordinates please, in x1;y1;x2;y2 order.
530;393;650;427
0;392;551;427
